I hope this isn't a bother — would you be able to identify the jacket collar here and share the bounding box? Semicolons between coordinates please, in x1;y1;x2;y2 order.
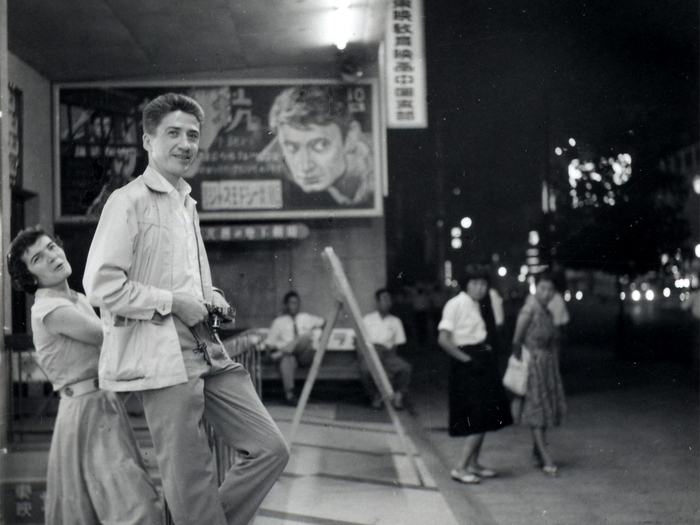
142;166;195;203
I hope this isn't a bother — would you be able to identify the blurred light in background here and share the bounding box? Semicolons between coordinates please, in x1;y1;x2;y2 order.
645;290;654;301
663;287;671;298
460;217;472;228
528;231;539;246
555;147;563;156
450;227;461;238
498;267;507;277
575;291;583;300
693;174;700;194
564;291;571;302
695;244;700;258
569;138;576;147
451;238;462;249
631;290;641;301
620;291;626;300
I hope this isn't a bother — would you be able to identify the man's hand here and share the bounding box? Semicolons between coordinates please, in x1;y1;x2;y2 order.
172;293;208;327
210;291;231;311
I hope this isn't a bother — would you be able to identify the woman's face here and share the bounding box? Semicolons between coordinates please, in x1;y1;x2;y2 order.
20;235;72;289
535;279;556;306
466;278;488;302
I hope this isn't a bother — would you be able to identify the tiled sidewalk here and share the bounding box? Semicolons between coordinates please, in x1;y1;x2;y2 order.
253;403;459;525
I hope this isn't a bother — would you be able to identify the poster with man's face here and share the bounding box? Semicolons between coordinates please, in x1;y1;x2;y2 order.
55;80;383;221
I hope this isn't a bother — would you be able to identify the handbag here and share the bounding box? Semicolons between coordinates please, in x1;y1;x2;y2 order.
502;347;531;396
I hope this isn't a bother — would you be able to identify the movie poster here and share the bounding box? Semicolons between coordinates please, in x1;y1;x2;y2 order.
55;80;382;221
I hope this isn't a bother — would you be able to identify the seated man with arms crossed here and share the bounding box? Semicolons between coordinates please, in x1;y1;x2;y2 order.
266;291;325;405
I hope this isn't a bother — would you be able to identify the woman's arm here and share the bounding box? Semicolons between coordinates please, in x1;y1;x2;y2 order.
437;330;471;363
44;306;104;346
510;308;532;359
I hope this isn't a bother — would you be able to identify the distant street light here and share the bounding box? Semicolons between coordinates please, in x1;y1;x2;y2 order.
695;243;700;258
555;147;563;156
528;231;539;246
460;217;472;229
450;227;462;238
451;238;462;249
569;138;576;147
498;267;507;277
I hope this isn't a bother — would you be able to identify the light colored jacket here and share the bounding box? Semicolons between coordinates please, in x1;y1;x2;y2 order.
83;167;214;391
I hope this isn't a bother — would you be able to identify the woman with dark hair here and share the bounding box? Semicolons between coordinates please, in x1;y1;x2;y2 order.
438;264;513;484
7;226;163;524
511;271;567;476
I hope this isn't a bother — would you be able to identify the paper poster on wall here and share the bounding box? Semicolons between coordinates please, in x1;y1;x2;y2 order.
54;80;383;221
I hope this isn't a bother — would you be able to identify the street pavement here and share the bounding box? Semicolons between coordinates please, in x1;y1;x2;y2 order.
4;298;699;524
401;303;699;525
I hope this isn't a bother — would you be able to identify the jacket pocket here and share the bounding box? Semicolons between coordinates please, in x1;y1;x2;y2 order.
103;323;146;381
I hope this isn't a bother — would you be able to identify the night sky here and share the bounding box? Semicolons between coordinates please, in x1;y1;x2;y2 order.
386;0;699;282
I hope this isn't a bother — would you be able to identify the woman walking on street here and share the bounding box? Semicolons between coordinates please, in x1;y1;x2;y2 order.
438;264;513;484
511;271;567;476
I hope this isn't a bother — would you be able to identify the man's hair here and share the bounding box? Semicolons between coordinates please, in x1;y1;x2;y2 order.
375;287;391;301
268;85;355;139
7;226;61;295
534;270;555;285
142;93;204;135
461;263;491;290
283;290;300;305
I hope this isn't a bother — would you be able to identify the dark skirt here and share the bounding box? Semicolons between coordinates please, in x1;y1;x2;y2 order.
448;343;513;436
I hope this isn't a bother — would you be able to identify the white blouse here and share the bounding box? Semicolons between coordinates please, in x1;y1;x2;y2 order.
437;291;487;346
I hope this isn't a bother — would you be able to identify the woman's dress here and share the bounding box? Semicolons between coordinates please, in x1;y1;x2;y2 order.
520;296;567;428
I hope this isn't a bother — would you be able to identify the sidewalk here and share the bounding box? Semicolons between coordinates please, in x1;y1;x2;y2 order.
405;339;700;525
3;340;698;524
254;402;459;525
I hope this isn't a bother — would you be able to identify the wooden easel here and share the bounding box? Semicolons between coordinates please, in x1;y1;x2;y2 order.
289;247;424;485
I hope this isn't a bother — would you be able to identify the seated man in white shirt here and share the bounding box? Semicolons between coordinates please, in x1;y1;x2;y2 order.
361;288;412;410
266;291;325;404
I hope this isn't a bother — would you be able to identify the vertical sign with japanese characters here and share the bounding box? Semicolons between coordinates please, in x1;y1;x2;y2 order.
386;0;428;128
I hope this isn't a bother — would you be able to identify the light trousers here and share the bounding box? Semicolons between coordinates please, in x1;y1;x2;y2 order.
138;348;290;525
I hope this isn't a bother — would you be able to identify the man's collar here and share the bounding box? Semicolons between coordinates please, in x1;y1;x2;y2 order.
143;166;193;199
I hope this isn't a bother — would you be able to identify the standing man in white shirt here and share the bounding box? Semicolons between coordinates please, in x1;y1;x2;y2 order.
266;291;326;404
83;93;289;525
361;288;412;410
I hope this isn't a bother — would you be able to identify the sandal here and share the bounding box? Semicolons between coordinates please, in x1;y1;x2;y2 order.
542;465;558;476
451;469;481;484
467;466;497;478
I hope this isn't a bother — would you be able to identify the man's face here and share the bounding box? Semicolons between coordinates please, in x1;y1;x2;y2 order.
377;292;392;315
143;110;201;181
277;122;348;193
285;296;300;316
21;235;72;289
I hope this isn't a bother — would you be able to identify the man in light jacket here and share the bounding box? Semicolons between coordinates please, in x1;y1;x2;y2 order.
83;93;289;525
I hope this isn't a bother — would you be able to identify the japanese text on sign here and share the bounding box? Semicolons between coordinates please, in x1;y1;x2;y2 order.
386;0;427;128
201;180;283;210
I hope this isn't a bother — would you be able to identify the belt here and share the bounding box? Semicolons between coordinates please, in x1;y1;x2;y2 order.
59;378;100;398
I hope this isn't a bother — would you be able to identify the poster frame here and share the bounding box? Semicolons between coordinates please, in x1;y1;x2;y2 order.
52;78;385;223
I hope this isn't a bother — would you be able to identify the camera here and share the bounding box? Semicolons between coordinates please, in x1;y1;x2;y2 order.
205;303;236;333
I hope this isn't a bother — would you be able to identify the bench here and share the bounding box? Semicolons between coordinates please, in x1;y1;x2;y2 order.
253;327;361;381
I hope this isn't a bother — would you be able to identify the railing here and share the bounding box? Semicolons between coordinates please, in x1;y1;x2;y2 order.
164;329;266;524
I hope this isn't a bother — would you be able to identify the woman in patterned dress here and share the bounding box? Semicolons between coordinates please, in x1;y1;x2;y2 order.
511;271;567;476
